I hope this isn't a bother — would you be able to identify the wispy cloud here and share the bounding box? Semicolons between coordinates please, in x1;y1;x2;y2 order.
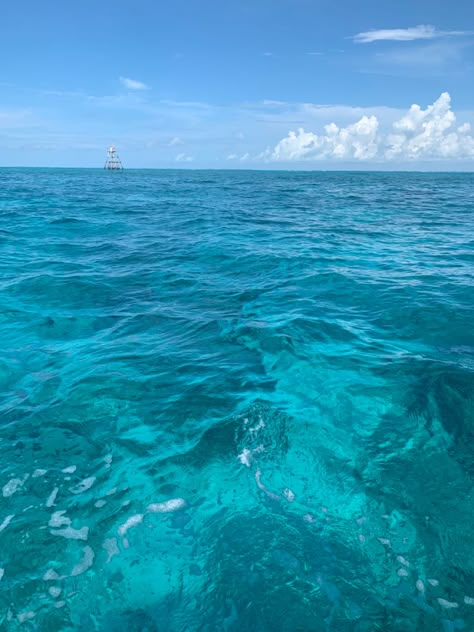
168;136;184;146
119;76;150;90
374;42;466;70
353;25;468;44
175;152;194;163
261;100;288;107
227;153;250;161
160;99;211;110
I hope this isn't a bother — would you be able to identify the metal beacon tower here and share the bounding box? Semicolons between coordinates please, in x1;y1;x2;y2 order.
104;146;124;170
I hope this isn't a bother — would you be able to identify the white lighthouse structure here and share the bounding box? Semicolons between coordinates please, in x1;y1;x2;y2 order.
104;146;124;170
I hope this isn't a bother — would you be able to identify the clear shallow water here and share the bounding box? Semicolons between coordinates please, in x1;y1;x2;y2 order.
0;168;473;631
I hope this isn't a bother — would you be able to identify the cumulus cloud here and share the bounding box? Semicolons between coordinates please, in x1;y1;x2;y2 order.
262;93;474;163
119;76;150;90
175;153;194;162
263;116;379;161
384;92;474;159
353;25;467;44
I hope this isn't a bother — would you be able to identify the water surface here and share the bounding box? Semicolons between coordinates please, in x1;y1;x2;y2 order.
0;169;473;630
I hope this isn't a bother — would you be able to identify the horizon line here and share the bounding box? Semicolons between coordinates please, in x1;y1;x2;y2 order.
1;165;474;174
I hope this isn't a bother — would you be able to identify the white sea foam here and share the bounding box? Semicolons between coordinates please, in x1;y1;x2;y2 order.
0;515;14;533
32;469;47;478
237;448;252;467
70;546;94;576
3;475;28;498
254;469;280;500
46;487;59;508
147;499;186;513
249;418;265;435
255;469;265;490
62;465;77;474
48;586;62;598
70;477;96;494
118;514;144;537
50;526;89;541
103;537;120;563
283;488;295;502
48;511;71;528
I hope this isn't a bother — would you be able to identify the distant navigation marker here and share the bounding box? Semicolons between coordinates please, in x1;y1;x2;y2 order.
104;146;124;170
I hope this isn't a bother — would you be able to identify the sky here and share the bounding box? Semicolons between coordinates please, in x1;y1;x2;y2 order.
1;0;474;169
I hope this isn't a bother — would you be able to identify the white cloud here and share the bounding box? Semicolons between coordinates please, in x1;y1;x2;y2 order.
175;153;194;162
169;136;184;146
264;116;379;161
384;92;474;159
353;25;467;44
262;93;474;163
119;76;150;90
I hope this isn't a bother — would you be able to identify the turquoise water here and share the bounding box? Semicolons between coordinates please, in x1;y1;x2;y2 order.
0;168;473;631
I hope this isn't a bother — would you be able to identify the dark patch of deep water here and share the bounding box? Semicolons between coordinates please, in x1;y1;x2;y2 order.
0;168;473;631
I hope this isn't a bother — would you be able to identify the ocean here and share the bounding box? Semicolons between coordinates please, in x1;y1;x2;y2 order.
0;168;473;631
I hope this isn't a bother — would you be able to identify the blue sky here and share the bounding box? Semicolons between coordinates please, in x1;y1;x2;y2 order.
1;0;474;168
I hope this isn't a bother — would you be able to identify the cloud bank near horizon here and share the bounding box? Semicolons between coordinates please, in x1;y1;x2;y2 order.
2;89;474;169
255;93;474;163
